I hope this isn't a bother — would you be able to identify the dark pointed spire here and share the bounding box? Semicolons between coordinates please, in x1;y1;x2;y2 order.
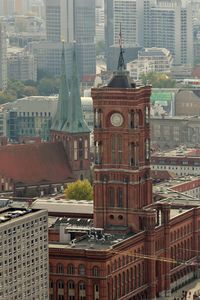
51;41;70;131
62;42;90;133
107;24;136;88
117;23;126;72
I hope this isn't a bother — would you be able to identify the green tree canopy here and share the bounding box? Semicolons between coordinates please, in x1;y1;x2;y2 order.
65;179;93;201
38;77;60;95
140;72;176;88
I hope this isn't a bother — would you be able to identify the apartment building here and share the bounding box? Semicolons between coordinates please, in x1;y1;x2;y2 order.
0;207;49;300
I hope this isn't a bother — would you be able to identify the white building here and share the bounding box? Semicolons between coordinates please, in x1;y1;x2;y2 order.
0;207;49;300
138;48;173;73
0;22;7;90
127;58;155;80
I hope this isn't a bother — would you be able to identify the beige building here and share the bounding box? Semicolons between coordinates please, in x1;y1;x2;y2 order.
0;207;49;300
151;115;200;150
7;47;37;82
175;90;200;116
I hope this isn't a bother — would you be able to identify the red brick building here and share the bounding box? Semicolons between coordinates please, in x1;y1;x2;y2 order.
49;52;200;300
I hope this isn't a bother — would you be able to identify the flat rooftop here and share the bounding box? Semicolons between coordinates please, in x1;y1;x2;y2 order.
0;207;45;226
32;198;93;215
152;147;200;159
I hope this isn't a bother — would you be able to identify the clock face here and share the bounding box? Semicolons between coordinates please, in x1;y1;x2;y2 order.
110;113;124;127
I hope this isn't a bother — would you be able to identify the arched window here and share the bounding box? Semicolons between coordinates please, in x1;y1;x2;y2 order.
79;282;86;300
118;135;123;163
111;135;123;164
111;136;116;164
93;266;100;277
108;187;115;207
145;139;150;160
78;138;83;159
74;140;78;160
84;139;88;159
94;284;100;300
117;188;123;207
129;110;135;128
57;264;64;274
67;264;74;275
57;281;64;289
57;280;64;300
79;264;85;275
145;106;149;124
95;141;102;164
67;281;75;300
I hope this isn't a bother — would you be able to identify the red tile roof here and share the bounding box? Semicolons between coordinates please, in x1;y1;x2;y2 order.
0;142;73;185
151;170;177;181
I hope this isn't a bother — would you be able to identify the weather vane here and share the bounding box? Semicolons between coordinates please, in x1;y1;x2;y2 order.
117;23;126;71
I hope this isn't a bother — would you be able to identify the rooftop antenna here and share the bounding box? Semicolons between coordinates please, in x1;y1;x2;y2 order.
117;23;126;72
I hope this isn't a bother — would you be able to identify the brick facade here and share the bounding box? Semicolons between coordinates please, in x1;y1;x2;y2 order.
49;77;200;300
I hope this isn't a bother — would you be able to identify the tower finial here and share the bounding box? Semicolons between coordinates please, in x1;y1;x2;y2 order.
117;23;126;72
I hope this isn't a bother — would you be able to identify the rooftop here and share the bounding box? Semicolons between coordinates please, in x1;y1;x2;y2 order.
32;198;93;216
0;207;45;226
152;147;200;159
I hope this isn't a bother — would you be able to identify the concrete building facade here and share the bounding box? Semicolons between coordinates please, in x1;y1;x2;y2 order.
43;0;96;79
147;0;193;65
0;207;49;300
0;22;7;90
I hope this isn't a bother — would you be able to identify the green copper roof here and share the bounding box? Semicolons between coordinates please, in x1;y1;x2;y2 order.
51;42;90;134
62;43;90;133
51;42;70;131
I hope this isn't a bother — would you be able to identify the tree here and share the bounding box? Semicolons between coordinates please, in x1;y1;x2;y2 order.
140;72;176;88
38;77;60;95
64;179;93;201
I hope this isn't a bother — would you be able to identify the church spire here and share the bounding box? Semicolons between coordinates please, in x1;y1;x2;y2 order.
62;42;90;133
117;23;126;72
51;41;70;131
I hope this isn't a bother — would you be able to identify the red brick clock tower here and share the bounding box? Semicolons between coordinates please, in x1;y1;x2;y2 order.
91;49;152;233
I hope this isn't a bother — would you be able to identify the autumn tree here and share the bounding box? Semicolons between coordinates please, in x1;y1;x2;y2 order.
140;72;176;88
64;179;93;201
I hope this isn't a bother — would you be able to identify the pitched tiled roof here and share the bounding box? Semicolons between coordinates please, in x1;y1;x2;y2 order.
151;170;177;181
0;142;73;185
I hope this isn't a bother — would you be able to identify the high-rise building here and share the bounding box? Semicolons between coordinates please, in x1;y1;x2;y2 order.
146;0;193;65
7;48;37;82
0;22;7;91
44;0;96;78
104;0;144;69
0;207;49;300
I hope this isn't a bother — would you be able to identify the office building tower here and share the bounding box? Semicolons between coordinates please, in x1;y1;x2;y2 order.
0;22;7;90
44;0;96;78
45;0;60;42
0;207;49;300
104;0;144;69
7;48;37;82
148;0;193;65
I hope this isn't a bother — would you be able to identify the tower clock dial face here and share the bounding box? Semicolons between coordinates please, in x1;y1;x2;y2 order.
110;113;124;127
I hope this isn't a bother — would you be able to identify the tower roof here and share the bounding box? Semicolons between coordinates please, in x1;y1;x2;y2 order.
107;27;136;89
51;42;90;134
51;42;70;131
62;43;90;133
